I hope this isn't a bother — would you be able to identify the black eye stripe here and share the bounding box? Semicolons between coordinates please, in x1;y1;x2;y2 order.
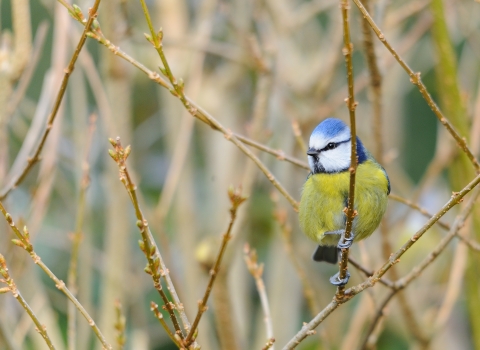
320;138;351;152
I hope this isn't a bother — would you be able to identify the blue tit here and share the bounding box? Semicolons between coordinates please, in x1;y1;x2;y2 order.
299;118;390;286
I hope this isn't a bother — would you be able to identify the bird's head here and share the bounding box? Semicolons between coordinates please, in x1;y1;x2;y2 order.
307;118;367;174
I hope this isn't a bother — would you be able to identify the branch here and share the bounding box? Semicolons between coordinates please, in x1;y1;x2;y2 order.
74;7;301;210
0;203;112;349
352;0;480;174
150;302;181;348
108;138;187;340
336;0;358;296
390;194;480;252
282;300;340;349
394;187;480;289
0;255;56;350
389;194;451;231
184;187;247;346
54;2;306;209
360;0;383;161
244;244;275;350
347;257;395;289
0;0;102;200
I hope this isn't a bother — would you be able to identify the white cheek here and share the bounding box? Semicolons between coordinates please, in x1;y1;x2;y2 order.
319;145;351;172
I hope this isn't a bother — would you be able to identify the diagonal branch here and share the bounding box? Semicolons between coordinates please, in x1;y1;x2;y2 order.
352;0;480;173
54;1;305;210
283;172;480;349
183;187;247;346
394;187;480;289
360;187;480;349
0;0;102;200
0;255;56;350
0;202;112;349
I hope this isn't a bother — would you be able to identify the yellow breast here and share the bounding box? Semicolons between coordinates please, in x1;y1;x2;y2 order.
299;159;389;246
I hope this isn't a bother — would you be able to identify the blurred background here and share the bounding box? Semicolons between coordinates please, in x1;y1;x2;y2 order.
1;0;480;349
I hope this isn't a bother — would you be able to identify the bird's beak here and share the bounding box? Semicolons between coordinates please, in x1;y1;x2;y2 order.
307;148;319;156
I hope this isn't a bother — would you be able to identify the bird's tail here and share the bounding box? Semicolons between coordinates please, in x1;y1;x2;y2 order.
312;245;338;264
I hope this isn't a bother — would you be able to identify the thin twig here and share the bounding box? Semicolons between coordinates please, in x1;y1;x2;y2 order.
336;0;358;297
82;22;301;210
347;257;394;289
291;120;307;155
315;13;432;122
395;188;480;289
150;302;181;348
108;138;186;340
391;191;480;252
283;299;341;349
457;234;480;252
184;187;247;346
352;0;480;174
244;244;275;350
0;0;102;200
262;338;276;350
0;203;112;349
0;255;56;350
140;11;300;210
361;0;383;162
389;193;451;231
234;134;309;170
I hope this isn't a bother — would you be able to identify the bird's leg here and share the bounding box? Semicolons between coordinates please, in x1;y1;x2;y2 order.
329;271;351;286
324;229;345;236
324;229;355;249
324;230;353;286
338;230;354;249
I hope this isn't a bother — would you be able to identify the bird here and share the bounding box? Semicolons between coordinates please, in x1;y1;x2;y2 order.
299;118;390;286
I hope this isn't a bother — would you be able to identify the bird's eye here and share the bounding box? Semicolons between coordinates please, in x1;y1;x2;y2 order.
326;143;336;150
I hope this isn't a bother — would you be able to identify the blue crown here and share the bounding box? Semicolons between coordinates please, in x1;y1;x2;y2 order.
312;118;348;138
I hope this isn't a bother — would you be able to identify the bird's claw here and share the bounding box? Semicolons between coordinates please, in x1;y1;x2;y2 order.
337;233;354;249
329;271;350;286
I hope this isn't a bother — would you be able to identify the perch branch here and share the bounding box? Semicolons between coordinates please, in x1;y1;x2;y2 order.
336;0;358;296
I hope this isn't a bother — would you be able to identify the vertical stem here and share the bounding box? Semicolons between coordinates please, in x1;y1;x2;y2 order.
337;0;358;297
